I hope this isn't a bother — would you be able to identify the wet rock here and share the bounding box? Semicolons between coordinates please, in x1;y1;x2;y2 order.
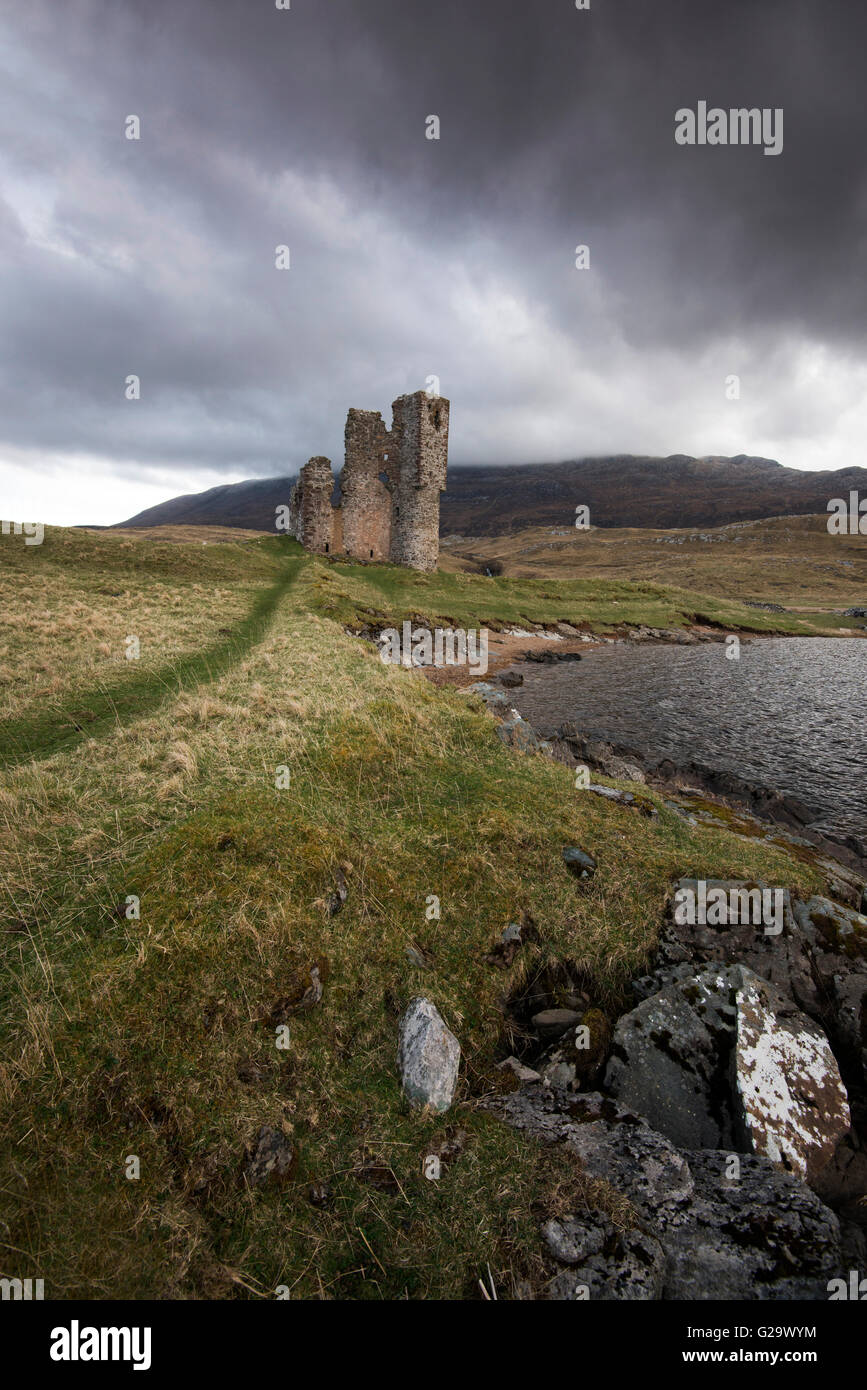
397;996;461;1112
522;649;583;664
497;712;552;754
562;846;597;879
497;670;523;688
556;726;647;783
242;1125;298;1188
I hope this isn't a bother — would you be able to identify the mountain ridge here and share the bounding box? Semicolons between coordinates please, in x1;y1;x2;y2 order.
115;454;867;536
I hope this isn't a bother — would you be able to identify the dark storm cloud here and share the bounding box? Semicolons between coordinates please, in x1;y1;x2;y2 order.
1;0;866;517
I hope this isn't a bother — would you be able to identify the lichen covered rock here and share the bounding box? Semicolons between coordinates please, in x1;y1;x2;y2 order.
397;996;461;1112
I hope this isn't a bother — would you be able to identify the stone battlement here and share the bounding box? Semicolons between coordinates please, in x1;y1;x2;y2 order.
288;390;449;572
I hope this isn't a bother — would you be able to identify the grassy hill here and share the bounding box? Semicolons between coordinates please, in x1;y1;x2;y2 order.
0;527;844;1299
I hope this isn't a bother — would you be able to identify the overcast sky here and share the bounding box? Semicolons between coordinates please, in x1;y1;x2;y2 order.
1;0;866;524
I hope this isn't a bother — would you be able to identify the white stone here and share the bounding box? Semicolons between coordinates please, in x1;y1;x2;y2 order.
397;997;461;1112
734;972;850;1183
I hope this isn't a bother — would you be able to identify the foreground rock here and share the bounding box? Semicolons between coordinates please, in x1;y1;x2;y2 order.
562;846;597;879
635;882;867;1092
604;966;739;1149
734;971;851;1182
397;997;461;1112
543;1213;665;1300
242;1126;298;1188
606;963;851;1183
487;1085;842;1300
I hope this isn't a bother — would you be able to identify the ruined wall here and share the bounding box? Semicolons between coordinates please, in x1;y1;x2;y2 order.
389;391;450;572
340;409;392;562
293;455;336;554
289;391;449;571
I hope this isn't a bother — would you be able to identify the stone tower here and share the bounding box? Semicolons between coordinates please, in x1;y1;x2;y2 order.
287;389;449;571
389;391;449;572
340;409;393;562
292;455;335;554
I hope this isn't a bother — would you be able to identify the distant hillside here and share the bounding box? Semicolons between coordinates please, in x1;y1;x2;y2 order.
116;454;867;536
439;455;867;535
116;476;298;531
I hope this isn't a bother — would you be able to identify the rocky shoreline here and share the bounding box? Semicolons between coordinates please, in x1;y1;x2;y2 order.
430;669;866;1299
463;644;867;877
341;618;867;1297
396;872;867;1300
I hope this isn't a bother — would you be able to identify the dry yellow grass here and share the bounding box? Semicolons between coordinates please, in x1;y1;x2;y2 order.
441;513;867;613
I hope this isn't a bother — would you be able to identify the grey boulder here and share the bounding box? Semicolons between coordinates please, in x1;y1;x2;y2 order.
543;1213;665;1300
397;997;461;1112
486;1085;842;1300
733;971;851;1183
606;964;851;1186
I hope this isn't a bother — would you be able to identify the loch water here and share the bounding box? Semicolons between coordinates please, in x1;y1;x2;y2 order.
506;636;867;848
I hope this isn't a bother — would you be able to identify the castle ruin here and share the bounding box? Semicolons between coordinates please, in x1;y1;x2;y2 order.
288;390;449;573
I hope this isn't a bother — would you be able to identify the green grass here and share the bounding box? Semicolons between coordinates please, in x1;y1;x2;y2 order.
0;550;302;768
440;513;867;620
319;557;847;636
0;528;835;1300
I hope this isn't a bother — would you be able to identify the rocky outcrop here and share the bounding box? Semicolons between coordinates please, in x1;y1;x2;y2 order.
496;711;552;754
397;997;461;1112
633;883;867;1095
487;1085;843;1300
483;854;867;1299
604;966;741;1150
610;962;851;1186
553;725;647;783
543;1213;666;1301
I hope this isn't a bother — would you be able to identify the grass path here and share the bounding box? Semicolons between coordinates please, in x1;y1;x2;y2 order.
0;554;304;769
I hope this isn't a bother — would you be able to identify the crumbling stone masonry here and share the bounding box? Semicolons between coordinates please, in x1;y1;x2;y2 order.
288;390;449;572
